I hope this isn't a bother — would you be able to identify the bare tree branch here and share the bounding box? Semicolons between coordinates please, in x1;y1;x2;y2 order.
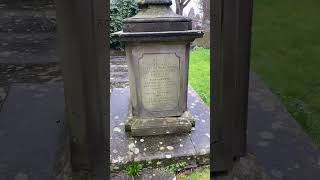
175;0;182;15
183;0;191;8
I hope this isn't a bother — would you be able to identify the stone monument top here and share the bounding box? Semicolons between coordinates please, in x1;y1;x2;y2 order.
113;0;202;42
136;0;172;5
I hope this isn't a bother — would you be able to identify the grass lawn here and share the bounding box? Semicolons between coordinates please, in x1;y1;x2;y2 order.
189;48;210;106
176;166;210;180
251;0;320;145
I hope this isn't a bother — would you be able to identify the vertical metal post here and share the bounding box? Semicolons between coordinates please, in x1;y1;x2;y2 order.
55;0;109;179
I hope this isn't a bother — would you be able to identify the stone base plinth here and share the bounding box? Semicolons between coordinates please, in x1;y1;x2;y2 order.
125;111;195;136
110;87;210;172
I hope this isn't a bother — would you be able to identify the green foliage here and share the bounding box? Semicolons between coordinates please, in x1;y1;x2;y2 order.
110;0;138;49
189;166;210;180
126;162;143;180
164;161;187;174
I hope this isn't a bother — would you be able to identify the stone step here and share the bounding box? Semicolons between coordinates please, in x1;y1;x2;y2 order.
110;72;129;81
110;79;129;84
0;9;56;33
0;0;55;9
0;63;129;85
110;49;126;56
110;80;129;86
110;64;128;73
110;81;129;89
0;32;125;65
0;32;58;64
0;65;63;84
0;0;55;10
110;56;127;65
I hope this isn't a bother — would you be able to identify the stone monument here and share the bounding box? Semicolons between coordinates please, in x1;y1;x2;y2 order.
113;0;203;136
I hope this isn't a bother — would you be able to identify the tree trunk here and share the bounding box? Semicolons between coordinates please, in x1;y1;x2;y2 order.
175;0;190;15
175;0;182;15
176;6;179;15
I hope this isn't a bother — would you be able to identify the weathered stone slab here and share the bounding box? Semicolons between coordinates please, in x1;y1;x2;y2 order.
126;110;194;136
110;87;210;172
110;89;135;171
0;10;56;33
133;133;198;169
127;43;188;118
215;154;271;180
0;33;58;64
110;56;127;65
187;87;210;164
110;65;128;72
0;83;67;180
139;53;180;112
247;74;320;180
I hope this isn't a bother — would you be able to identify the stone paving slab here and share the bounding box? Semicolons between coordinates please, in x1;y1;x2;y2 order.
0;86;7;109
110;88;210;172
110;89;135;171
187;89;210;165
246;74;320;180
215;154;271;180
0;83;66;180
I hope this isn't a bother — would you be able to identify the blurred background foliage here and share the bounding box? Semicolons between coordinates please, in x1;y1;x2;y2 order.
110;0;138;49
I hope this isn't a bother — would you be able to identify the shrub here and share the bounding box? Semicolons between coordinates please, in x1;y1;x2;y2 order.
110;0;138;50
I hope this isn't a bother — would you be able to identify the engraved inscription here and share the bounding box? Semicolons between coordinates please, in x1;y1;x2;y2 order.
139;53;180;111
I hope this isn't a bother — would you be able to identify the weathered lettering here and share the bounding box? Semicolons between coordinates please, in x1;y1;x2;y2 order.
139;53;180;111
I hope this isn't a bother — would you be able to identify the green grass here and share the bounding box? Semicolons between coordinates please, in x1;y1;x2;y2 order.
251;0;320;145
189;48;210;106
177;166;210;180
164;162;187;174
188;167;210;180
126;162;143;180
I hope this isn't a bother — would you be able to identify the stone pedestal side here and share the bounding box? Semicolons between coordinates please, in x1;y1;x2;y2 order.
126;42;190;118
124;42;195;136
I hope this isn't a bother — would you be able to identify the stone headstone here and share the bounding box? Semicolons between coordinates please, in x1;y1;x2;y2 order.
113;0;203;136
